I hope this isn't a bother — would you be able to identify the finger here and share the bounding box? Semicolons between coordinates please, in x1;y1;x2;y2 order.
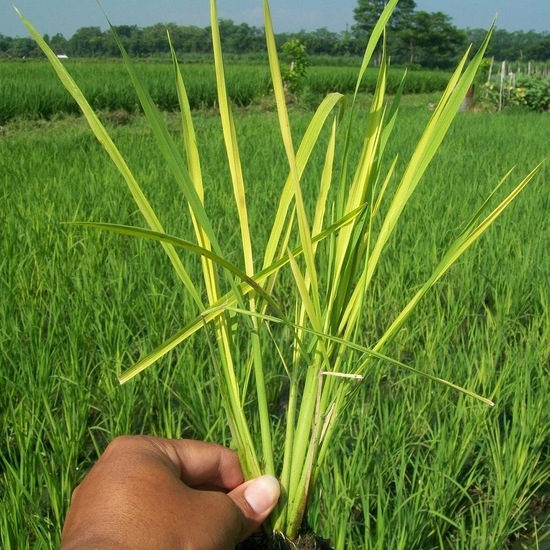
149;437;245;490
227;475;281;541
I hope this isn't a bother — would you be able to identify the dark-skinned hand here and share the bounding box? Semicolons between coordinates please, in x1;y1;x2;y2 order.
61;436;280;549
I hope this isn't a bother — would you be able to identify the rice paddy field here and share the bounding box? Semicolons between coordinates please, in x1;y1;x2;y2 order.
0;60;453;123
1;60;550;548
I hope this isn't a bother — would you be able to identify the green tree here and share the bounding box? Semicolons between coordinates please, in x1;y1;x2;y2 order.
0;34;13;57
141;23;172;56
67;26;106;57
49;33;68;55
353;0;416;36
527;35;550;61
401;11;466;68
230;22;264;53
101;25;140;57
216;19;264;54
178;25;212;54
9;36;39;58
479;29;542;61
353;0;416;63
301;27;340;55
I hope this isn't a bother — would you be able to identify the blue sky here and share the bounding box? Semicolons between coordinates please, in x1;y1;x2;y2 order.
2;1;549;38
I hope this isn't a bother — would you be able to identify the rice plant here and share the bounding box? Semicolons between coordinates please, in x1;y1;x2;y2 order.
17;0;544;546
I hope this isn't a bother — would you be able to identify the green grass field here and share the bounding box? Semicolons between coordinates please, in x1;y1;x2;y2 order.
0;60;452;124
1;74;549;548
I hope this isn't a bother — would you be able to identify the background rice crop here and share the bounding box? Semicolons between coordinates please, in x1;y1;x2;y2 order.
306;66;453;96
0;60;453;124
0;61;272;123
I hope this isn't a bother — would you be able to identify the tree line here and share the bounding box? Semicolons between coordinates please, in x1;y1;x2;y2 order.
1;3;549;68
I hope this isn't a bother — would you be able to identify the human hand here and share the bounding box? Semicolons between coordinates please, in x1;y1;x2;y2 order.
61;435;280;549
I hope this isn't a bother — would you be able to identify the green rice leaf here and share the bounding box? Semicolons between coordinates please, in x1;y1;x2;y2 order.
69;221;285;318
168;34;224;309
373;162;542;354
263;92;345;288
211;0;254;277
116;202;365;383
210;0;275;474
15;9;203;308
217;307;495;407
263;0;321;321
353;0;399;100
364;28;493;292
104;15;226;265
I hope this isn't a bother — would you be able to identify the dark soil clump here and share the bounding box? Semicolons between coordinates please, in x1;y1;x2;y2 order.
236;530;332;549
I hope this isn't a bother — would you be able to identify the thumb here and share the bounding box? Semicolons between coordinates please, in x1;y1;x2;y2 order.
227;475;280;541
